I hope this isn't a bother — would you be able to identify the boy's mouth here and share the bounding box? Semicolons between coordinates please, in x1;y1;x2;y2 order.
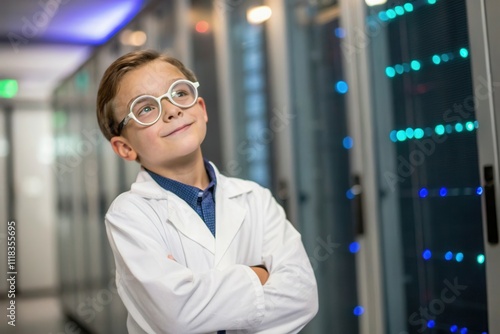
164;123;192;137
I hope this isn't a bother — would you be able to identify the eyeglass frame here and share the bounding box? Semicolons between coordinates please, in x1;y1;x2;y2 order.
116;79;200;135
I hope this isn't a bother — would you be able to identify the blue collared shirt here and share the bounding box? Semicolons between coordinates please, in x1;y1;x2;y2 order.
146;160;217;236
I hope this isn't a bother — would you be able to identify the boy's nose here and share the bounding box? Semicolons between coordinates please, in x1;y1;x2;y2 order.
162;99;183;121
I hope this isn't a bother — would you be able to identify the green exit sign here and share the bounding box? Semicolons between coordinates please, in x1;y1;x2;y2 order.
0;80;18;98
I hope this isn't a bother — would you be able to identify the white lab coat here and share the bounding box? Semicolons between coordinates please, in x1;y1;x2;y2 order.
105;163;318;334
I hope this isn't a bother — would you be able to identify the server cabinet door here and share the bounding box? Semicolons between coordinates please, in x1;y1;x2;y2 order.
467;0;500;332
362;0;489;333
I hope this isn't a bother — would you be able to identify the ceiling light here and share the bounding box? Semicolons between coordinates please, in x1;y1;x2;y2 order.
365;0;387;6
247;6;272;24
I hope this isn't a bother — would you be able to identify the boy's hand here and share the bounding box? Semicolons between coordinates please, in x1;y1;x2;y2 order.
250;265;269;285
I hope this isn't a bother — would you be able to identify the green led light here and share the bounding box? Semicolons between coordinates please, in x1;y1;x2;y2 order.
414;128;424;139
435;124;445;135
432;55;441;65
427;0;437;4
386;67;396;78
460;48;469;58
477;254;485;264
455;123;464;132
396;130;407;141
465;121;474;131
395;6;405;15
0;79;18;99
411;60;421;71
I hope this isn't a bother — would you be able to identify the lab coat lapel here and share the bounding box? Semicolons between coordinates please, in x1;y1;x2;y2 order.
167;196;215;254
214;183;247;267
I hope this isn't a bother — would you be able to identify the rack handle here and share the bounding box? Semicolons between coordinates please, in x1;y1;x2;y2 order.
484;165;499;244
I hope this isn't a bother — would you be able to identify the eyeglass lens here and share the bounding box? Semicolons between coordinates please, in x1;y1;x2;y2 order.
131;81;197;125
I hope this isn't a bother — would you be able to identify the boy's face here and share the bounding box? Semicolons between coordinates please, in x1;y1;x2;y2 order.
110;59;208;171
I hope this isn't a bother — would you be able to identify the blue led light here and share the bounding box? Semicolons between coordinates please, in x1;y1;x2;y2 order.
455;252;464;262
414;128;424;139
435;124;445;135
440;187;447;197
427;320;436;328
461;328;468;334
411;60;421;71
404;3;414;12
403;63;411;73
477;254;485;264
406;127;414;139
397;130;407;142
378;11;389;22
390;130;398;142
460;48;469;58
419;188;429;198
343;136;354;149
423;249;432;260
465;121;475;131
445;124;453;134
442;54;450;62
386;9;397;19
395;64;405;74
445;251;453;261
395;6;405;15
477;187;483;195
451;325;458;333
335;27;346;38
386;67;396;78
346;189;355;200
474;121;479;128
336;81;349;94
425;127;433;136
349;242;361;254
432;55;441;65
455;123;464;132
353;306;364;316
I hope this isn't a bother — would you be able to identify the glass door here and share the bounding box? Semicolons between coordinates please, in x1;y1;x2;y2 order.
364;0;489;333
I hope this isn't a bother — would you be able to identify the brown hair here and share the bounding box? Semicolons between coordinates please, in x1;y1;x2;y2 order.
96;49;197;141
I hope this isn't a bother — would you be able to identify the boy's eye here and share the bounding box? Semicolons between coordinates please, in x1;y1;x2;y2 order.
135;105;156;117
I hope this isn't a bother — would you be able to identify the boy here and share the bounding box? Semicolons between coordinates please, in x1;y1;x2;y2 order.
96;49;318;334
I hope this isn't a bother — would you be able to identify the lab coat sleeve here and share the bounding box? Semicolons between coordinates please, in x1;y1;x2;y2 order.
255;187;319;333
105;198;265;334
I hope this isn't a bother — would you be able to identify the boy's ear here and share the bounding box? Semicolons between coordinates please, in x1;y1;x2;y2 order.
197;97;208;123
110;136;138;161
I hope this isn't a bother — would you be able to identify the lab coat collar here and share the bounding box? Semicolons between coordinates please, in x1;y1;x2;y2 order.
130;162;252;265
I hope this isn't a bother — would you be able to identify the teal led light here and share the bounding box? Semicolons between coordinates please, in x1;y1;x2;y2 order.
455;252;464;262
477;254;485;264
379;11;389;21
404;3;414;12
442;54;450;62
435;124;445;135
414;128;424;139
395;6;405;15
465;121;474;131
432;55;441;65
390;130;398;142
445;124;453;133
395;64;404;74
396;130;407;141
427;0;437;4
411;60;421;71
386;67;396;78
406;127;414;139
474;121;479;128
386;9;397;19
455;123;464;132
460;48;469;58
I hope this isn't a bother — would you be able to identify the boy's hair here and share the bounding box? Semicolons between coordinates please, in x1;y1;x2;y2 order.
96;49;197;141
